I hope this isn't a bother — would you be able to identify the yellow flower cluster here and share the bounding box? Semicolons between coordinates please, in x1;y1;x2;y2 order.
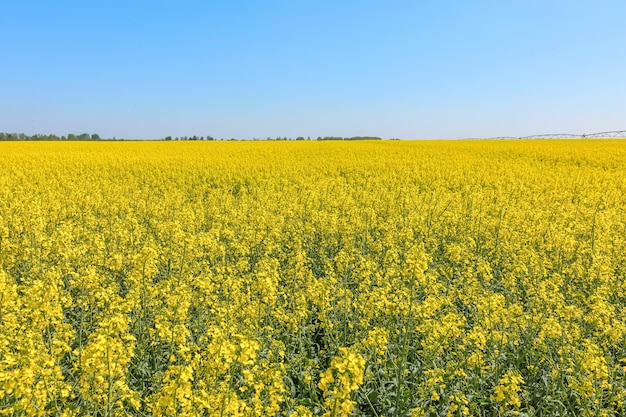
318;347;366;416
491;370;524;411
0;139;625;415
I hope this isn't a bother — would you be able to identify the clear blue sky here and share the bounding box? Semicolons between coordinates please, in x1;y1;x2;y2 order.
2;1;625;139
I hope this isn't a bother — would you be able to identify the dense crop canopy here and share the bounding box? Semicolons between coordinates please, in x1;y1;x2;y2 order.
0;140;625;416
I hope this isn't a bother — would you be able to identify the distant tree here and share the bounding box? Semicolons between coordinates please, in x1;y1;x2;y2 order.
91;133;100;140
165;136;172;141
346;136;382;141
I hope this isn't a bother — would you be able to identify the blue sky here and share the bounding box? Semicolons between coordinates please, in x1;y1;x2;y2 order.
2;1;625;139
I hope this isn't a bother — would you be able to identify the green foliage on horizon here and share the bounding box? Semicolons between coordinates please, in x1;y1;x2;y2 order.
0;132;102;141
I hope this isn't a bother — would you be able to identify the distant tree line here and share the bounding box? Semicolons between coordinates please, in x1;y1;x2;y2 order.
164;135;382;141
256;136;383;141
163;135;215;141
0;132;102;141
1;132;384;141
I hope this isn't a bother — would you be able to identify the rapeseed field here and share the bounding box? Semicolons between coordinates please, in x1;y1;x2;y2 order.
1;140;625;416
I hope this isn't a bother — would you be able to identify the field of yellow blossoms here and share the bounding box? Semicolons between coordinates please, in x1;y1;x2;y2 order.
1;140;625;416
